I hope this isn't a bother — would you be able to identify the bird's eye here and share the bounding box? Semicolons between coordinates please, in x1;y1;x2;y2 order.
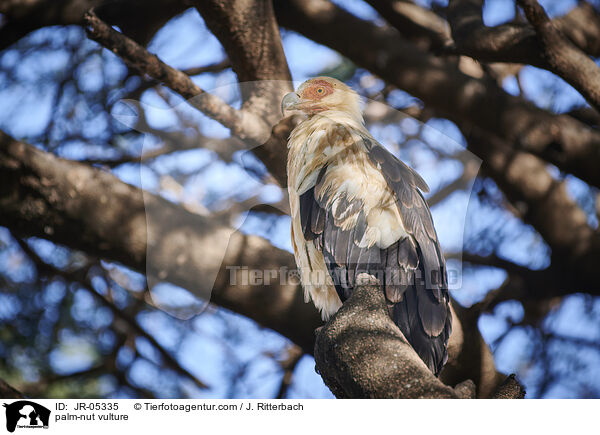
316;87;324;94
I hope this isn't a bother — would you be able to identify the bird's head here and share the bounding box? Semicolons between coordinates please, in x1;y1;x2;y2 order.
281;77;362;122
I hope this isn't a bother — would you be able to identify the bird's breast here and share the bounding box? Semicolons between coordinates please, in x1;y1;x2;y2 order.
288;119;408;250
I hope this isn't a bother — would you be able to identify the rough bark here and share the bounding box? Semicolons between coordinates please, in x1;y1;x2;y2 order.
491;374;527;399
314;275;474;398
314;275;525;398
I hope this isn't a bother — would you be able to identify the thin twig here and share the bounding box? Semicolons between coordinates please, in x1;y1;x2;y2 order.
12;234;209;390
275;345;303;399
83;10;269;144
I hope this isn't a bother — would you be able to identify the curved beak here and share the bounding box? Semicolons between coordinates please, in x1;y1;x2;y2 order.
281;92;301;115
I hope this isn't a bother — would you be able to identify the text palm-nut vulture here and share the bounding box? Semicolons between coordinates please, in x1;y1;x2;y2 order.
283;77;451;376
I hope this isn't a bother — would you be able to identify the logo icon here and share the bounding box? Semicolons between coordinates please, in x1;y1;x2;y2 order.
3;401;50;432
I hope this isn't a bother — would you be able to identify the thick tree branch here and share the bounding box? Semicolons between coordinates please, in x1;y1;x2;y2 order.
555;3;600;58
447;0;547;67
314;275;475;398
447;0;600;66
191;0;295;186
567;106;600;129
249;115;301;187
365;0;451;52
518;0;600;112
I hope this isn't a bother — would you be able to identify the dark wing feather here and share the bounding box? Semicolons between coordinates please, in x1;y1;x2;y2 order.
299;189;319;241
298;165;382;303
366;139;429;192
363;136;451;376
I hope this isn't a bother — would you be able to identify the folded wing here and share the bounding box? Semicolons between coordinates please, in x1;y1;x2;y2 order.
297;134;452;375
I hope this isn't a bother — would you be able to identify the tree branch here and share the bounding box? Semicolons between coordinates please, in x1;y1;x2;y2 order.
275;345;303;399
518;0;600;112
182;59;231;76
465;128;598;265
13;235;209;390
83;10;271;146
447;0;547;67
0;0;190;50
0;379;25;399
365;0;451;52
427;158;480;207
194;0;292;126
447;0;600;67
451;252;540;276
490;374;526;399
314;275;475;398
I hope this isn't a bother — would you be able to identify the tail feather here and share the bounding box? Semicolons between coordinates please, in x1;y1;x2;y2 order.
391;282;451;376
